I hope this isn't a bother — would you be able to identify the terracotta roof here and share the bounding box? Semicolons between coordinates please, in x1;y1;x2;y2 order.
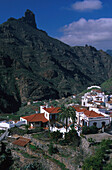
94;101;104;103
91;94;97;96
72;106;87;112
21;113;48;123
44;107;60;114
107;101;112;104
83;110;104;118
12;137;31;147
92;89;102;93
88;102;93;104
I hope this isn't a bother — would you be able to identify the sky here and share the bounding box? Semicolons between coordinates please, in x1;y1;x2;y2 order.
0;0;112;50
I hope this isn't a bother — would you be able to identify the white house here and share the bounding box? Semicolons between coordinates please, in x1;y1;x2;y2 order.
0;120;25;130
40;105;60;124
106;101;112;109
87;85;101;90
82;89;108;107
73;106;110;129
20;113;48;128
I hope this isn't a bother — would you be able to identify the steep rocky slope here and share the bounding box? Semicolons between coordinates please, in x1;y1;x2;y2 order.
0;9;112;112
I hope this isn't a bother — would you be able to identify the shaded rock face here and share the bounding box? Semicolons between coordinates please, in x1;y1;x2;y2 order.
0;10;112;112
21;9;37;28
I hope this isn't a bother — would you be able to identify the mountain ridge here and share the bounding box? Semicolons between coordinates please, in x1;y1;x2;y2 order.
0;9;112;113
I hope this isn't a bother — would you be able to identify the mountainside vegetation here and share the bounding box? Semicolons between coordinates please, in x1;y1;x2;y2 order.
106;49;112;56
0;9;112;113
101;78;112;94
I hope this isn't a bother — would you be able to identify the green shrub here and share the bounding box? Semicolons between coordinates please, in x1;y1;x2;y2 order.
90;126;98;134
50;131;62;141
65;129;80;146
88;138;96;143
82;126;90;134
82;125;98;135
82;139;112;170
59;139;67;146
9;127;26;135
48;143;58;155
103;159;112;170
28;127;44;134
29;144;37;151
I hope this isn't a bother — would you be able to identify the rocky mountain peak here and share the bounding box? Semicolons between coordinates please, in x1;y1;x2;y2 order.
22;9;37;28
0;10;112;113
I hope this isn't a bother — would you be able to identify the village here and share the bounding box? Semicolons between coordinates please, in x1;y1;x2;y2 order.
0;85;112;134
0;85;112;169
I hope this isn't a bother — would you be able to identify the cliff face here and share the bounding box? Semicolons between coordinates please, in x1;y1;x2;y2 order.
0;10;112;112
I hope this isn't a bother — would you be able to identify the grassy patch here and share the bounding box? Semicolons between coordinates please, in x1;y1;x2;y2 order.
52;158;69;170
29;144;44;154
22;152;36;158
32;131;50;140
59;153;70;158
19;150;36;158
43;154;68;170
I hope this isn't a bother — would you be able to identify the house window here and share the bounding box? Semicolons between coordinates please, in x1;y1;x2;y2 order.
50;115;52;120
93;122;97;126
102;122;105;127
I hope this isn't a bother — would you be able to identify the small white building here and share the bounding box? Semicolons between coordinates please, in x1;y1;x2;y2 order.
0;120;25;130
20;113;48;128
82;89;108;107
87;86;101;90
106;101;112;109
73;106;110;129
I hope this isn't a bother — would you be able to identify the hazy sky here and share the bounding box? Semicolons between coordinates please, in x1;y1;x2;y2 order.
0;0;112;50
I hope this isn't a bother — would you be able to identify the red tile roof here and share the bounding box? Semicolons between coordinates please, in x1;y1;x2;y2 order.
12;137;31;147
72;106;87;112
43;107;60;114
83;110;104;118
92;89;102;93
107;101;112;104
88;102;93;104
21;113;48;123
94;101;104;103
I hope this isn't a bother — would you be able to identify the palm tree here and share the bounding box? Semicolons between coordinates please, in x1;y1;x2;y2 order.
68;107;76;128
58;105;71;132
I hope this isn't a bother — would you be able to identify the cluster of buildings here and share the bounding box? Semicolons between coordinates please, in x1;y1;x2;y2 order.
1;86;112;135
20;87;112;133
81;87;112;128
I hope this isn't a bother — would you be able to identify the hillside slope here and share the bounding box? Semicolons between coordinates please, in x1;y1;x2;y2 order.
0;9;112;112
101;78;112;94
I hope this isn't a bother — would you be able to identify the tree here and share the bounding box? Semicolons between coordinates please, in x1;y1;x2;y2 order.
58;105;71;132
68;106;76;128
25;124;30;133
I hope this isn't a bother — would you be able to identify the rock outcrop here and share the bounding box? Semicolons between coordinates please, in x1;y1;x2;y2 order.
20;9;37;28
